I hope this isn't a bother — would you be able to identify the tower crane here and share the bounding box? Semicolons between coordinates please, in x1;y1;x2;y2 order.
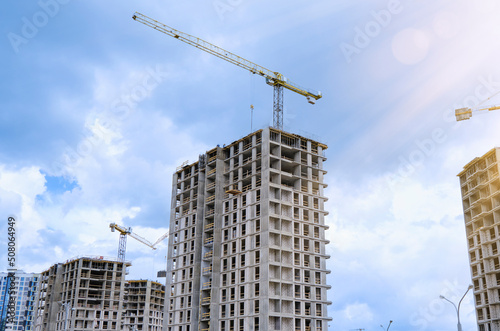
455;104;500;121
132;12;322;131
109;223;169;261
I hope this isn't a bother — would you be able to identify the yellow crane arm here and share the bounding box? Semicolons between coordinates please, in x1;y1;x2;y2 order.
455;104;500;121
152;230;169;248
109;222;157;250
132;12;322;102
128;232;156;250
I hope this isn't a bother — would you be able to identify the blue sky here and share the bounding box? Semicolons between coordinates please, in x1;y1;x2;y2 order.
2;0;500;330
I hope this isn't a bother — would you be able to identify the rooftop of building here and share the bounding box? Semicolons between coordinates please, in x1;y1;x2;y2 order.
40;255;132;274
176;127;327;174
457;147;499;176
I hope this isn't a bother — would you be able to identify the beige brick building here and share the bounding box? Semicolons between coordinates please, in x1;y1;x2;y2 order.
459;147;500;331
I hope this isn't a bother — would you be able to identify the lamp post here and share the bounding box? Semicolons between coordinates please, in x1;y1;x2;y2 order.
440;284;473;331
380;320;392;331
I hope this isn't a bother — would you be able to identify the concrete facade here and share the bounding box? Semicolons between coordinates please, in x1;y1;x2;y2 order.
0;271;40;330
459;147;500;331
33;256;130;331
124;280;164;331
164;127;332;331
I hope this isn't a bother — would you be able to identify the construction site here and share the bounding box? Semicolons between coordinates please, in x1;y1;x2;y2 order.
33;256;165;331
164;128;332;331
10;9;333;331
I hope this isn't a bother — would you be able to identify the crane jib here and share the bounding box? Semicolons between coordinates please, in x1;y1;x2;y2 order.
133;11;322;129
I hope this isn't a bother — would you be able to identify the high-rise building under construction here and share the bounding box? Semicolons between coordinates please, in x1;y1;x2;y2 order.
459;147;500;331
164;127;332;331
34;256;130;331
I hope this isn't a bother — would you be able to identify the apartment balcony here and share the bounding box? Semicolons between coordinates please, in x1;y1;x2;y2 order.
204;237;214;246
203;251;213;260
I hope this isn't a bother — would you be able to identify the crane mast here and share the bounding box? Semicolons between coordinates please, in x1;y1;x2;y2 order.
132;12;322;131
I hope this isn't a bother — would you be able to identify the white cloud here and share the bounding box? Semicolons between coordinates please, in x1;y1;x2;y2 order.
343;302;374;321
0;166;47;248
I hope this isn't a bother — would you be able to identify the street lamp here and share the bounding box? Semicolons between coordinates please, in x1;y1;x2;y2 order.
440;284;473;331
380;320;392;331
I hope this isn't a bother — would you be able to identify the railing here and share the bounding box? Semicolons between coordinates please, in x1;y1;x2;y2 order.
204;237;214;245
242;183;252;192
182;208;196;216
207;168;216;176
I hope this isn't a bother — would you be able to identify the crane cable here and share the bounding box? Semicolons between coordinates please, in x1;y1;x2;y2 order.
478;90;500;107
